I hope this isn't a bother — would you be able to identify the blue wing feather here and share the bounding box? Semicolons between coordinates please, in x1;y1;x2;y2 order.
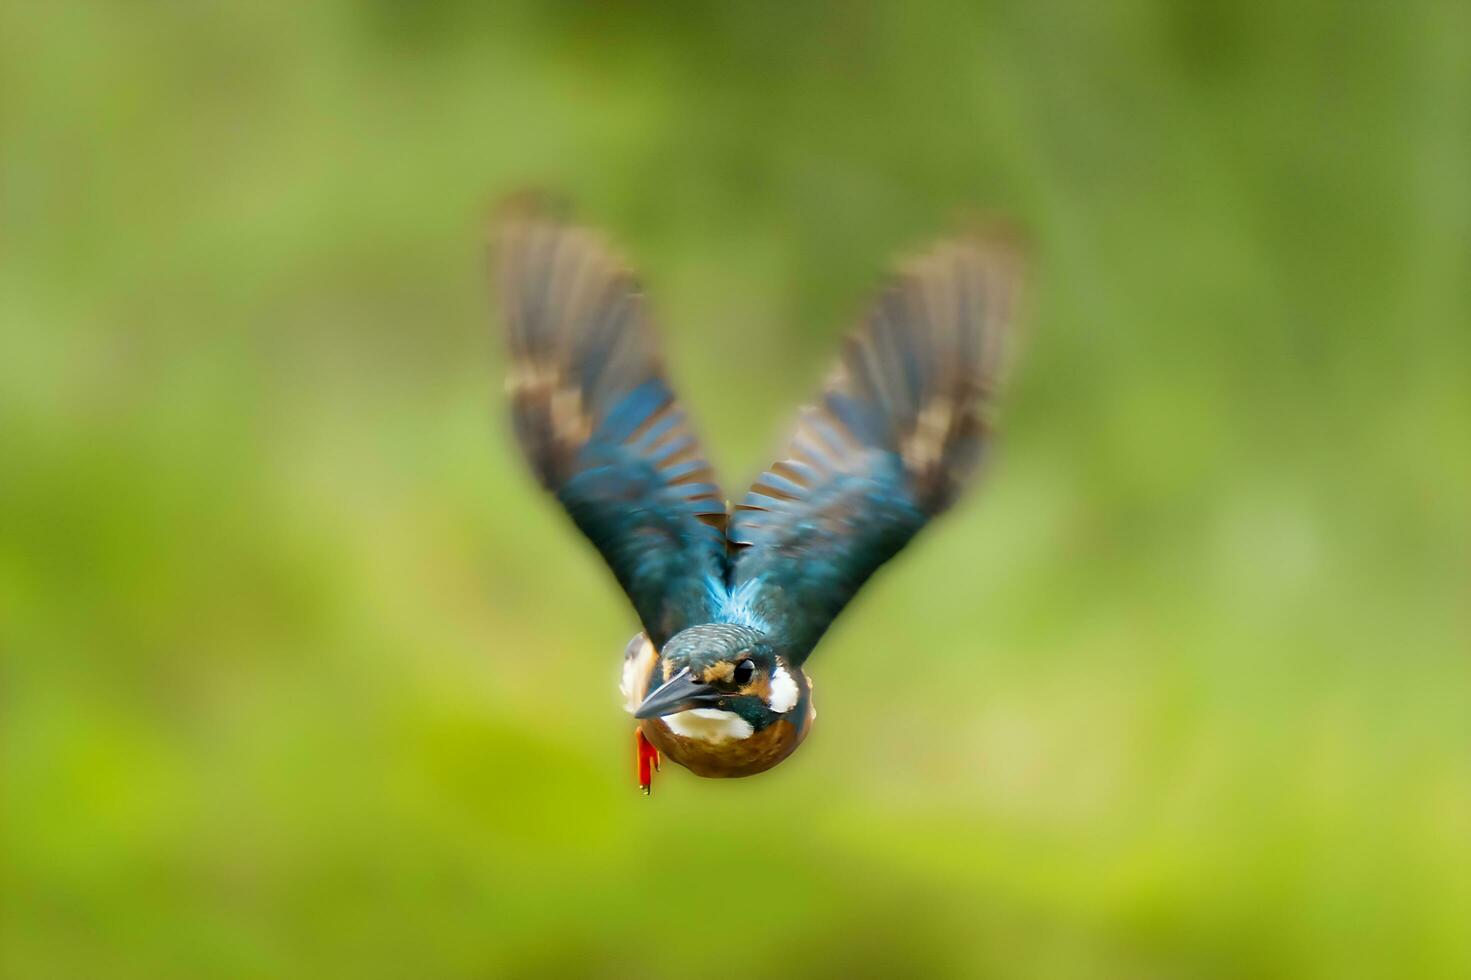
727;237;1021;663
498;214;730;646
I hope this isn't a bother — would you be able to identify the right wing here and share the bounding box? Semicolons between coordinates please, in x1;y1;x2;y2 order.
727;235;1022;664
496;211;730;648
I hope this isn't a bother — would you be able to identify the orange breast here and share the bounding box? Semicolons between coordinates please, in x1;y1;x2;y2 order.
625;637;811;778
640;716;804;778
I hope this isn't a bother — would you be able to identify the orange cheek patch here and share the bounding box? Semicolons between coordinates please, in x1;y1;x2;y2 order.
738;675;772;701
701;662;735;684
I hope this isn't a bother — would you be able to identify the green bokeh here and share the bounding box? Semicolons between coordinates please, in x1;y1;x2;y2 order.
3;3;1469;978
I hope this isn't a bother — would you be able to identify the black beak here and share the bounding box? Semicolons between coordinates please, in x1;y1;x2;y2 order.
635;668;722;719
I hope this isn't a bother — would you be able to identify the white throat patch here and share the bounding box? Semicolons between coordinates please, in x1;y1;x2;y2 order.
768;664;799;714
620;634;656;714
663;708;753;743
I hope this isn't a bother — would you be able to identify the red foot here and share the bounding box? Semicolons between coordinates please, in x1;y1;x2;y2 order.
636;728;661;795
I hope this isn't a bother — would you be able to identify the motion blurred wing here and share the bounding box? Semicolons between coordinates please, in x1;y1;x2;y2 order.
728;236;1022;664
497;212;729;647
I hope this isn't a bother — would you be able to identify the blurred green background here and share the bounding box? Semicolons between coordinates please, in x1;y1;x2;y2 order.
3;2;1469;978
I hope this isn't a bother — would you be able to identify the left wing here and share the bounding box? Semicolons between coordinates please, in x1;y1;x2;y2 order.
497;210;730;647
727;236;1022;664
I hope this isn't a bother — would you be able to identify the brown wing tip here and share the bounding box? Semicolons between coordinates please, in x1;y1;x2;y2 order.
488;188;572;233
486;191;579;271
894;217;1029;377
895;219;1028;286
946;207;1031;262
488;194;644;293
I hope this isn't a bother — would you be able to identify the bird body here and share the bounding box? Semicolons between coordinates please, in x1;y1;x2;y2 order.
494;206;1021;791
620;629;814;778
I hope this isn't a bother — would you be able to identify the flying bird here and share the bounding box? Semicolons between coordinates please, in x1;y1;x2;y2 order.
494;208;1021;792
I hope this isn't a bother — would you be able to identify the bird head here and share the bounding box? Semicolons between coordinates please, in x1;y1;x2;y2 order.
635;624;805;734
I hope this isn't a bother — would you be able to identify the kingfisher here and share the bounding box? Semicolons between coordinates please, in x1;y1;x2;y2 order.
494;206;1022;792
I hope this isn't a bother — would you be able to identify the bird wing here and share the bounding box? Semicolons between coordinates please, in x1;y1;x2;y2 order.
496;211;729;648
727;235;1022;664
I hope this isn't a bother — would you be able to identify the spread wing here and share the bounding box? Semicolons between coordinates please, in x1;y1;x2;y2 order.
727;236;1022;664
496;212;729;648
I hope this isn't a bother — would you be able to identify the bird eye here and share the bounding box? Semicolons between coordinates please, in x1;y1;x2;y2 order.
732;659;755;686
